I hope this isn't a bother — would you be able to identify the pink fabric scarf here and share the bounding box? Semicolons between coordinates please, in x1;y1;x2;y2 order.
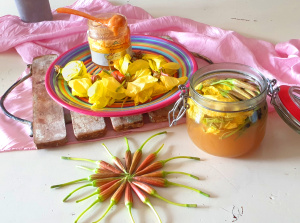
0;0;299;152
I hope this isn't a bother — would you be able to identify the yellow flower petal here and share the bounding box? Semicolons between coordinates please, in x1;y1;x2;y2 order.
160;75;180;90
61;61;88;81
132;88;154;105
68;78;92;98
127;59;149;75
152;82;168;96
162;62;180;70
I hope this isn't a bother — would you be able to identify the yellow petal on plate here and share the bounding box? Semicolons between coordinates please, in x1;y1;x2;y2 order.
127;59;149;75
160;75;181;91
68;78;92;98
152;82;168;96
132;88;154;105
148;60;157;72
126;74;157;97
87;80;107;104
91;96;111;110
162;62;180;70
98;70;112;79
61;61;88;81
178;76;188;84
142;54;167;71
162;62;181;76
102;77;126;100
120;54;131;75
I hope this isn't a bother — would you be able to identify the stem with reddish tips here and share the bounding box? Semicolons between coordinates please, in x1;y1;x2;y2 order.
135;144;164;173
125;183;135;223
76;165;115;174
51;173;123;189
124;137;132;172
133;176;210;197
129;131;167;174
130;182;162;223
61;156;122;174
132;181;197;207
141;170;199;180
136;156;200;176
92;177;122;187
76;178;122;203
102;143;127;173
93;181;127;223
76;179;121;203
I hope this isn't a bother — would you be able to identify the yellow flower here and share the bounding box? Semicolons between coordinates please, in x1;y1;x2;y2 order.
114;54;131;75
126;69;157;97
68;78;92;97
61;61;89;81
142;54;167;72
161;62;181;76
127;59;150;75
160;76;188;90
87;76;126;110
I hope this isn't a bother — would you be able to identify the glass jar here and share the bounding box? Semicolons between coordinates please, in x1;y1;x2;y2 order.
87;13;132;69
169;63;300;158
185;63;268;157
169;62;300;157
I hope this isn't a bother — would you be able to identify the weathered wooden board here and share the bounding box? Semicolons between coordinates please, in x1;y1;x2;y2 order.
70;111;107;140
32;55;67;148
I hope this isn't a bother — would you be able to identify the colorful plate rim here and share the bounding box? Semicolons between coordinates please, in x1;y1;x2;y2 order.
45;35;198;117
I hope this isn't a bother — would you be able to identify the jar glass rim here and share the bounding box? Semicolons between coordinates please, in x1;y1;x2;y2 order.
189;63;268;112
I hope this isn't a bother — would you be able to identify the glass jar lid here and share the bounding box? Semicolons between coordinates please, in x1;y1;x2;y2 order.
270;83;300;133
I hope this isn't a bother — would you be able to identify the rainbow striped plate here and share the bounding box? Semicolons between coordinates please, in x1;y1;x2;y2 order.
45;35;198;117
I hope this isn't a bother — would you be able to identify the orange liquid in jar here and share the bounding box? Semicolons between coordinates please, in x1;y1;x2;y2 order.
187;100;268;157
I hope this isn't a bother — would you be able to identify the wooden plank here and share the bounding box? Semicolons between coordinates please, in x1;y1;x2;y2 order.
70;111;107;140
110;114;144;132
32;55;67;149
148;104;176;123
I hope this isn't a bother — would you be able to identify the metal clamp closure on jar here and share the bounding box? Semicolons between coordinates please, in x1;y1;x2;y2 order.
267;79;300;133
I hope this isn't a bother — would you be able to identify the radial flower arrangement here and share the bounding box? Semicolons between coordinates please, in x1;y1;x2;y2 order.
51;131;210;223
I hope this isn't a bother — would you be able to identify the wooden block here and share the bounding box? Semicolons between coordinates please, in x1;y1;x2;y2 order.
70;111;107;140
148;105;176;123
32;55;67;149
110;114;144;132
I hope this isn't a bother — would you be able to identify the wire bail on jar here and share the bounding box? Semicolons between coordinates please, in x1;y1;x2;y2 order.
168;85;190;127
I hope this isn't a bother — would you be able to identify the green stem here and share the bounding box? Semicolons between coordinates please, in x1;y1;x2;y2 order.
74;199;99;223
139;131;167;151
146;200;162;223
61;156;97;164
76;191;98;203
125;137;130;151
152;193;197;207
63;183;92;202
76;165;94;172
93;201;116;223
51;178;88;188
162;156;200;165
164;171;199;180
167;180;210;197
102;143;114;158
154;144;164;155
126;203;135;223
